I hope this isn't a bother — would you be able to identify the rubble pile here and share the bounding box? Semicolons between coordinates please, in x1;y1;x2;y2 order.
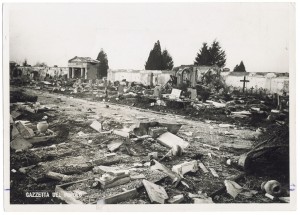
9;79;290;204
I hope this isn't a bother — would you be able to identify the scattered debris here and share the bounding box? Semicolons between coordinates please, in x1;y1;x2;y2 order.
90;120;102;132
98;188;139;204
193;197;214;204
261;180;282;197
143;179;169;204
198;161;209;173
157;132;189;149
107;140;123;152
224;180;243;199
168;194;184;204
209;168;219;178
172;160;198;177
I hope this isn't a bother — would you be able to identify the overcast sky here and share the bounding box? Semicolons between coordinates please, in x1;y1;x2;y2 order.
7;3;293;72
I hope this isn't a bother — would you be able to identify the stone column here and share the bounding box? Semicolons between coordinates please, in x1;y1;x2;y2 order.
85;67;88;79
81;68;84;79
71;68;75;79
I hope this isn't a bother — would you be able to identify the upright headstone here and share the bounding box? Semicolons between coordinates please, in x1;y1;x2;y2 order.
153;86;162;98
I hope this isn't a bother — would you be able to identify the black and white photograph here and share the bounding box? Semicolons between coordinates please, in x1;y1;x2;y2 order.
2;1;297;212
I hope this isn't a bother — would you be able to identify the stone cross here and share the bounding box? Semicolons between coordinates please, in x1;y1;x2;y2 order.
240;76;249;93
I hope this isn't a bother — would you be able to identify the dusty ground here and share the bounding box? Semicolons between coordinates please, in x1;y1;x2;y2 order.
9;87;289;204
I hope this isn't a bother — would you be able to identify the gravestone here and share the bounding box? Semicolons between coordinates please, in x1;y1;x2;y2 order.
153;86;162;98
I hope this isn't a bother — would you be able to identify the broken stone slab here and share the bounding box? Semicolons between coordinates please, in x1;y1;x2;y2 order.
11;124;20;140
77;131;88;137
107;140;123;152
11;110;22;119
97;188;138;204
231;111;251;115
170;88;182;99
150;160;181;184
224;180;243;199
113;130;130;138
142;179;169;204
168;194;185;203
198;161;209;173
97;176;131;189
130;174;146;180
148;152;158;159
172;160;198;176
278;197;290;203
148;127;168;138
25;129;56;145
203;144;220;150
206;101;226;108
53;163;93;175
10;136;32;151
219;124;234;128
90;120;102;132
91;154;121;166
19;165;36;174
15;121;35;138
193;197;214;204
45;171;73;182
209;168;219;178
158;123;182;134
157;132;189;150
92;165;120;174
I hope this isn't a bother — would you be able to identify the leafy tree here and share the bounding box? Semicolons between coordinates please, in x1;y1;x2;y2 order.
96;49;109;78
161;49;174;70
194;40;226;67
145;40;163;70
233;61;246;72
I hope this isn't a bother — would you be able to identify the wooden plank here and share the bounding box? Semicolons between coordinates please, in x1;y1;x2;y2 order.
157;132;189;149
98;188;139;204
142;179;169;204
198;161;209;173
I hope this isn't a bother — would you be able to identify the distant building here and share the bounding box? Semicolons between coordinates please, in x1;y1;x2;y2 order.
68;56;99;79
